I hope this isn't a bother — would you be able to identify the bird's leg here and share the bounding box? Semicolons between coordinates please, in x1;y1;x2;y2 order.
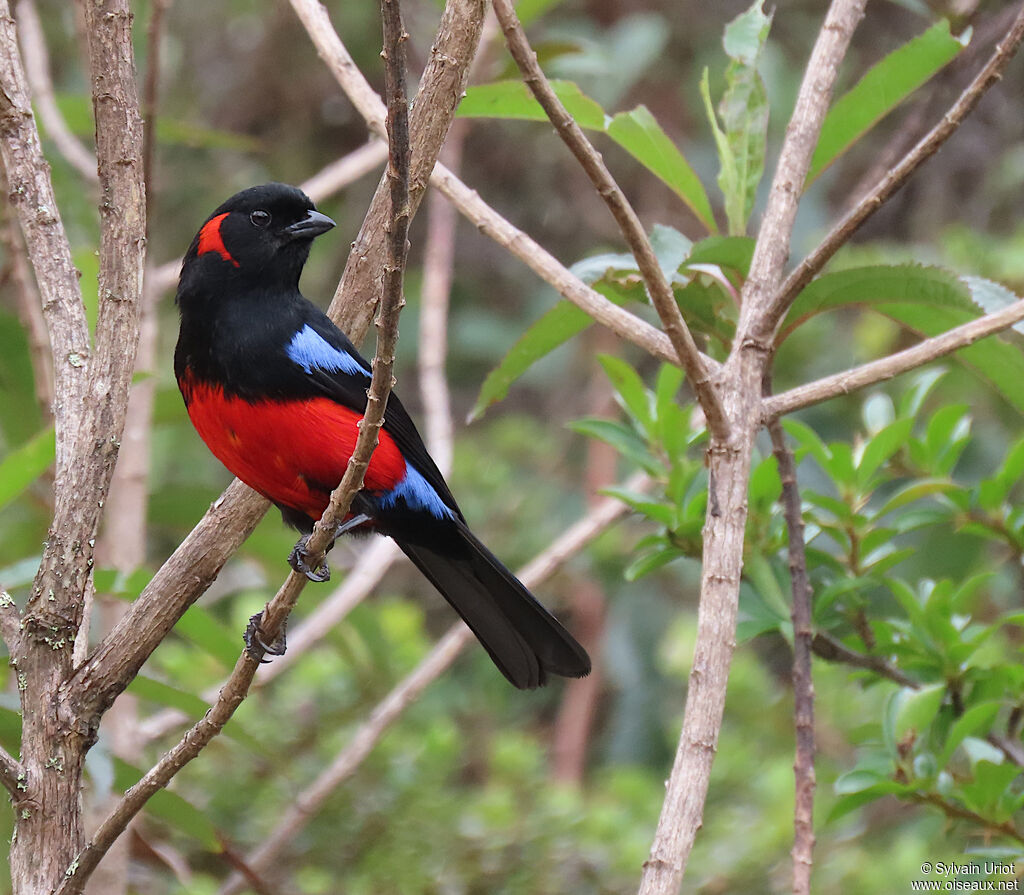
333;513;372;538
244;608;287;663
288;533;332;582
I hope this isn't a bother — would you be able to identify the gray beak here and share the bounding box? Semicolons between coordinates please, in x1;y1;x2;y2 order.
284;209;336;240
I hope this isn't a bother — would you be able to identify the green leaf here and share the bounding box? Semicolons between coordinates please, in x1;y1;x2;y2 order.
113;758;220;850
891;683;946;743
809;21;967;182
457;79;606;129
568;419;662;474
625;547;683;581
470;302;592;420
780;264;974;341
0;425;55;511
598;355;653;434
127;675;211;719
715;1;772;235
606;106;717;232
940;702;1001;766
857;418;913;489
459;83;716;230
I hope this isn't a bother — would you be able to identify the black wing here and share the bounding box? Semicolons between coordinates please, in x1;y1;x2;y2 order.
298;306;463;519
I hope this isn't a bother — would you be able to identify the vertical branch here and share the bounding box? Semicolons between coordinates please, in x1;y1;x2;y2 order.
765;376;815;895
53;3;412;889
638;3;866;893
141;0;170;224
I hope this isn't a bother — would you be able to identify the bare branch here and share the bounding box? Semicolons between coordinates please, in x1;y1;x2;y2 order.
738;0;867;346
776;1;1024;318
490;0;728;439
765;376;815;895
141;0;171;219
288;0;691;369
0;588;21;654
763;299;1024;420
639;4;866;893
54;8;413;888
218;477;645;894
14;0;98;183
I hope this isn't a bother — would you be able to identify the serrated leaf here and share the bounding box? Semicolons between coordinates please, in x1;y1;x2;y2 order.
0;425;55;511
809;21;967;182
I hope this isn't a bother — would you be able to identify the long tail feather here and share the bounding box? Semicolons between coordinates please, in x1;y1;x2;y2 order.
395;522;591;689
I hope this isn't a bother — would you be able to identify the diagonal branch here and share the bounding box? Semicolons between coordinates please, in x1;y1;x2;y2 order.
774;1;1024;322
489;0;728;439
54;2;413;890
289;0;692;370
218;476;645;895
762;298;1024;420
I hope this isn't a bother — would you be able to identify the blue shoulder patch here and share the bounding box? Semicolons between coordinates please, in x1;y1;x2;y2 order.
286;324;369;377
382;465;455;520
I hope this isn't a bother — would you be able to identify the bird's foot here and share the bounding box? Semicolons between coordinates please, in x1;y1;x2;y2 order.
244;610;287;664
288;534;331;582
333;513;372;538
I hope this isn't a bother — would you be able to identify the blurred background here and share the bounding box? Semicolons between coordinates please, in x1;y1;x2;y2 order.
3;0;1024;892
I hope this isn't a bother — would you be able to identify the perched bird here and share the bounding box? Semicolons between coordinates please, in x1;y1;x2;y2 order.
174;183;591;688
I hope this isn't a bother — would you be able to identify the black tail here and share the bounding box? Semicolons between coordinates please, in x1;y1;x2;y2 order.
394;521;591;689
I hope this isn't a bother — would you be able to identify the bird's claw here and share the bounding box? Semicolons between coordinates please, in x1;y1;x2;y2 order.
288;534;331;582
244;610;287;663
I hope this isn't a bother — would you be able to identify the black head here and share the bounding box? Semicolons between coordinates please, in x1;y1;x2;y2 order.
180;183;335;292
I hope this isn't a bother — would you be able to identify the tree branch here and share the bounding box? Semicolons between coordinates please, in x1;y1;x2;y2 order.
775;1;1024;319
14;0;98;183
765;376;815;895
0;741;24;802
289;0;692;370
54;0;413;888
489;0;728;439
639;3;867;893
762;298;1024;420
218;476;645;895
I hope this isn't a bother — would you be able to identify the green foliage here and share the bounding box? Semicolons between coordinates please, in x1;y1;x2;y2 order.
701;0;772;235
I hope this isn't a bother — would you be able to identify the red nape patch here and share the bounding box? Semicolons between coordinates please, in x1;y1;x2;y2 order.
196;213;239;267
178;372;407;521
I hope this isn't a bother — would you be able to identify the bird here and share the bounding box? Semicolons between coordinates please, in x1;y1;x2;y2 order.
173;183;591;689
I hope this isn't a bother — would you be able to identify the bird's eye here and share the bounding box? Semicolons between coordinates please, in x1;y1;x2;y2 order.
250;210;271;228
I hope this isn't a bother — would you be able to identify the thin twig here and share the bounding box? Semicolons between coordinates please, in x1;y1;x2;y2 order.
765;374;815;895
14;0;98;183
763;298;1024;421
773;1;1024;326
0;742;24;801
489;0;728;439
52;6;413;889
810;631;918;688
911;792;1024;847
218;477;646;895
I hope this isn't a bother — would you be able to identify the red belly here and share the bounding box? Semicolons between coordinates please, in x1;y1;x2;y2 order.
180;376;407;520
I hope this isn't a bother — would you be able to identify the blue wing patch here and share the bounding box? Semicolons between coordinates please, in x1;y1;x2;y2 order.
287;325;369;377
381;465;455;520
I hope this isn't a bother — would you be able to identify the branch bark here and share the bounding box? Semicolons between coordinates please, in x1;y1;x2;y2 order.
763;298;1024;420
775;1;1024;319
489;0;728;438
638;3;866;892
56;0;413;887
